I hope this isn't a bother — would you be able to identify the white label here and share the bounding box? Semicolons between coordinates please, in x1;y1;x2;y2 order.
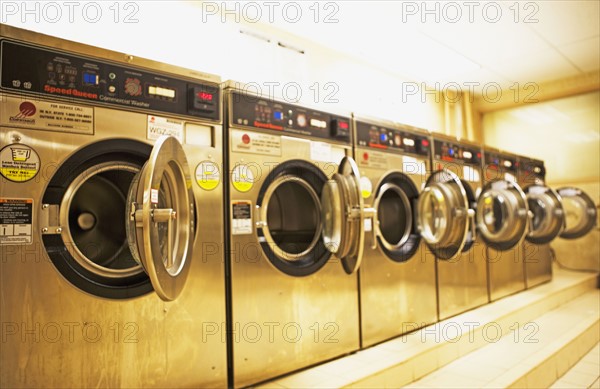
0;95;94;134
231;130;281;156
147;115;184;143
150;189;159;204
231;201;253;235
0;198;33;245
403;156;426;175
463;166;480;182
310;141;332;163
364;218;372;232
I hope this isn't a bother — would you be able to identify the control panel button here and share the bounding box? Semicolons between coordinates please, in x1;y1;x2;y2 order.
124;77;142;96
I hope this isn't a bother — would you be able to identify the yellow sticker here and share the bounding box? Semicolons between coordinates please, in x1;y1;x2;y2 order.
231;164;255;193
195;161;221;191
360;176;373;199
0;144;40;183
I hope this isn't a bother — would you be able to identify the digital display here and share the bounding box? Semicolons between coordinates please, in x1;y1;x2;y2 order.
148;85;176;99
83;72;98;86
338;121;349;129
273;111;283;120
403;138;415;147
197;91;213;101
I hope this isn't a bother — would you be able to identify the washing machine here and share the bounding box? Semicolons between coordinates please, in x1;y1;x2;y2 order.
426;134;487;319
0;25;227;388
518;156;565;288
224;83;373;387
353;116;437;347
481;147;529;300
556;187;597;240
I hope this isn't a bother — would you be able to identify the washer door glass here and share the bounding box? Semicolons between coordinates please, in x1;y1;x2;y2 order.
375;183;412;252
558;187;598;239
126;136;195;301
417;170;470;260
321;156;367;274
525;185;565;244
477;180;529;251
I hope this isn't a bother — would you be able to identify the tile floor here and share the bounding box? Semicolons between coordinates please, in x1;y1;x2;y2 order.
550;342;600;389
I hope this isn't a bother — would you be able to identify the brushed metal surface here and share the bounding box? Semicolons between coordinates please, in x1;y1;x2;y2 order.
0;26;227;388
356;147;437;348
483;147;527;301
517;156;553;289
226;96;359;387
432;135;488;320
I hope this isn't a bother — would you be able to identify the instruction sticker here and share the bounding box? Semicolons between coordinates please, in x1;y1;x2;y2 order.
0;198;33;245
147;115;184;143
231;130;281;156
0;95;94;134
359;150;388;169
231;164;255;193
195;161;221;191
231;201;253;235
0;144;40;182
360;176;373;199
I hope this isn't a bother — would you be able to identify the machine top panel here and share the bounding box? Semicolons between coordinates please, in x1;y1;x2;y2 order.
518;157;546;178
433;138;481;166
0;39;220;121
484;150;519;173
354;120;430;157
228;90;351;143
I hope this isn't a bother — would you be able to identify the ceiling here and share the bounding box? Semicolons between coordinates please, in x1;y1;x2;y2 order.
253;0;600;89
4;1;598;96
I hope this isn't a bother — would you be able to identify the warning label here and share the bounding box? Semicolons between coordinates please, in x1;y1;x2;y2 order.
0;144;41;182
147;115;184;143
0;198;33;245
231;201;253;235
231;129;281;156
0;95;94;134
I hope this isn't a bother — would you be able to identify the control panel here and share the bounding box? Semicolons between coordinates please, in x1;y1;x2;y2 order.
229;91;351;143
434;139;481;166
518;157;545;178
355;120;430;157
484;151;518;173
0;40;220;120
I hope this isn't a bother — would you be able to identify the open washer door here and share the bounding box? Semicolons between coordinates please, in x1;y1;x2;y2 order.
524;185;565;244
477;180;529;251
417;170;474;260
126;136;195;301
321;156;375;274
557;187;598;239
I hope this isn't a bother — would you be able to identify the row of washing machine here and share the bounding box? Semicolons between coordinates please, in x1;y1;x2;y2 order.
0;25;597;388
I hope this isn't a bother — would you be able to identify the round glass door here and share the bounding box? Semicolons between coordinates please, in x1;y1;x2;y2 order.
321;156;372;274
126;136;195;301
477;180;528;251
255;160;329;277
417;170;471;260
373;172;420;262
557;187;597;239
524;185;565;244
